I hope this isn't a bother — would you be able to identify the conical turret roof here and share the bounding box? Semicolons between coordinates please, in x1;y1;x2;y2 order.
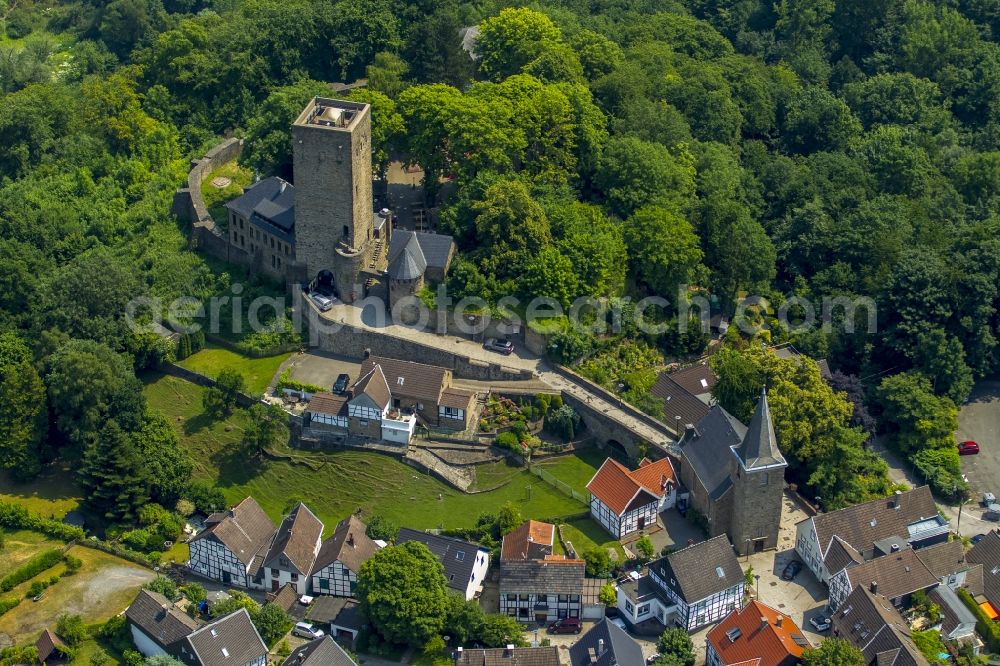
732;388;786;470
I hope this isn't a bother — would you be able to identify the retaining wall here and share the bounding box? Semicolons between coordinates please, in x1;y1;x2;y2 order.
161;362;257;406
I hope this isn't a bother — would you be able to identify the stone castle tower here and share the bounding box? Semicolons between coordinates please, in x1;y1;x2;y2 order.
291;98;376;303
729;389;788;556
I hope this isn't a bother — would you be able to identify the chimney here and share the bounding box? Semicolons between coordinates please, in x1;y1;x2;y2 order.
504;645;515;658
760;617;768;631
363;348;372;359
455;647;463;663
890;543;900;553
347;533;355;547
280;180;287;194
684;423;697;438
598;639;605;656
870;581;878;594
893;490;902;509
776;616;783;628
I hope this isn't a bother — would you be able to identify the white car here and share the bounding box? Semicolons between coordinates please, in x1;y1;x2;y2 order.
809;615;831;632
310;293;335;312
609;617;628;632
292;622;325;639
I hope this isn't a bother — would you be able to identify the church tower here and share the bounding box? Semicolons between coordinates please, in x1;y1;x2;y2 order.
291;98;374;303
730;389;787;556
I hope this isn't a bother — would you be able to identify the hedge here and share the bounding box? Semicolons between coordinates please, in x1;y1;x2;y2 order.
0;549;64;592
956;587;1000;653
0;502;85;542
0;596;20;617
276;368;325;394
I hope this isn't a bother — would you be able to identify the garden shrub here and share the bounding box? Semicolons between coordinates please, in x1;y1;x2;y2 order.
957;588;1000;652
56;613;88;645
495;432;520;452
0;502;85;541
0;549;64;592
0;596;20;617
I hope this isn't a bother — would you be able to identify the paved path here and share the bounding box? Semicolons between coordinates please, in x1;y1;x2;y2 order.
318;304;677;450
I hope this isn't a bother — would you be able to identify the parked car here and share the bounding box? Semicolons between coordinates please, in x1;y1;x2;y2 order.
982;492;996;507
310;293;335;312
781;560;803;581
609;617;628;632
809;615;831;632
972;534;987;545
958;440;980;455
985;504;1000;522
333;373;350;394
483;338;514;355
548;618;582;634
292;622;325;639
646;655;661;665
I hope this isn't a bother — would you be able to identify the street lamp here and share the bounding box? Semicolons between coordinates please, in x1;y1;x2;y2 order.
815;496;822;513
954;484;969;535
745;538;751;562
617;383;625;408
754;574;760;600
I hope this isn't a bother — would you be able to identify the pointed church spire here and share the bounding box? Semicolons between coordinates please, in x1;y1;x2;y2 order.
733;388;786;470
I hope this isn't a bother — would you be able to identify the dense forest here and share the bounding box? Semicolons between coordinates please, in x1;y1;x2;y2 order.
1;0;998;527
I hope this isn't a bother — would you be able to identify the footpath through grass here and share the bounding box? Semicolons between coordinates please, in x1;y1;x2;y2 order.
144;373;586;532
177;344;291;396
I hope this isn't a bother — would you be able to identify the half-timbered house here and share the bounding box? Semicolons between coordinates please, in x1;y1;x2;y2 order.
187;497;276;589
586;457;677;539
310;515;381;597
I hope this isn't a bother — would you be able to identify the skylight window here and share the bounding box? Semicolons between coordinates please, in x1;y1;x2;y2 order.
222;649;229;658
456;551;465;561
716;566;725;578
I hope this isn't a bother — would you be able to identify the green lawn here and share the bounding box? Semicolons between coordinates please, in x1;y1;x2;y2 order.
471;459;524;490
201;162;254;231
560;518;627;561
143;374;586;533
0;466;81;518
0;531;62;577
176;344;291;396
534;449;608;494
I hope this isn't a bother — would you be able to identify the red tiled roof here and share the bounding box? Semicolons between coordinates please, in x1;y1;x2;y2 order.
586;458;676;516
707;600;810;666
501;520;555;562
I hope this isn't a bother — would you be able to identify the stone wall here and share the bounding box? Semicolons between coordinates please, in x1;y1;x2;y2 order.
313;320;534;382
173;138;246;266
161;362;256;407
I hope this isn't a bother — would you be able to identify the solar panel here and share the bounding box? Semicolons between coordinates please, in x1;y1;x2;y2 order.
791;634;809;648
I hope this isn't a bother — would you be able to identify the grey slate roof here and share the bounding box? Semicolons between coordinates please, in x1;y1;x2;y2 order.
388;230;455;272
843;550;938;602
732;390;786;470
649;535;744;604
568;618;644;666
824;536;864;577
396;528;487;594
281;636;357;666
125;589;202;651
678;405;746;500
388;233;427;280
831;587;929;666
498;558;586;596
455;647;560;666
929;586;976;638
965;529;1000;608
183;608;267;666
667;362;717;398
225;177;295;243
650;374;710;431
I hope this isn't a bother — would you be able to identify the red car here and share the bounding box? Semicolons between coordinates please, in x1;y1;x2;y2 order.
958;441;980;455
548;618;582;634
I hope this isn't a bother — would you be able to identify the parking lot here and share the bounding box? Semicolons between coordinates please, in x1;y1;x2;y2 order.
281;351;362;392
958;380;1000;505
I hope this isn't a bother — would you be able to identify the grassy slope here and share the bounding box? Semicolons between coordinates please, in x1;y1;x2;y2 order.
143;374;585;533
0;531;62;576
176;344;291;396
533;448;608;493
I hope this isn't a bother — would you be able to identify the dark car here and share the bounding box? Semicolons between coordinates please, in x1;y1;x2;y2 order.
971;534;986;545
548;618;582;634
333;373;350;394
781;560;803;581
958;441;980;456
484;338;514;355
